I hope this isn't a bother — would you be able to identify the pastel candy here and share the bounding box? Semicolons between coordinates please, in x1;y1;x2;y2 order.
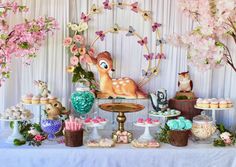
184;120;192;129
178;120;185;129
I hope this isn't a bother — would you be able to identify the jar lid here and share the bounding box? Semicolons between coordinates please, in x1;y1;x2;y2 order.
193;115;213;124
75;79;90;91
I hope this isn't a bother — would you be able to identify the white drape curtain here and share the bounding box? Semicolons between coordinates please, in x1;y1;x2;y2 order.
0;0;236;129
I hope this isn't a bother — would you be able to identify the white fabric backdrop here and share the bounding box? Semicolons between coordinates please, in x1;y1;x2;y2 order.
0;0;236;129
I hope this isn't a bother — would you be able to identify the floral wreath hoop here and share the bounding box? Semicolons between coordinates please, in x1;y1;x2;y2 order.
65;1;166;88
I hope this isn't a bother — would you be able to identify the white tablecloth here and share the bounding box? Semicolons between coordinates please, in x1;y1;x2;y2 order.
0;130;236;167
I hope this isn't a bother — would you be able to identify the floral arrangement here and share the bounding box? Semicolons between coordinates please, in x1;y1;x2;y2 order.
169;0;236;71
156;124;170;143
214;124;236;147
64;0;165;89
0;1;58;86
11;121;46;146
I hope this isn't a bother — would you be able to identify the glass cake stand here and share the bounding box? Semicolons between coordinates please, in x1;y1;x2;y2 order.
99;103;144;143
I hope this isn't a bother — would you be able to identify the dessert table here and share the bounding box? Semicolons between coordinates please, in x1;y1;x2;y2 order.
0;129;236;167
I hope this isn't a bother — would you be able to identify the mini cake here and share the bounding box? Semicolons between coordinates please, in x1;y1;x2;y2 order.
196;98;203;107
153;120;160;124
84;117;92;124
226;99;233;108
210;101;219;108
32;96;40;104
48;95;57;103
137;118;144;125
219;100;228;108
145;118;153;124
22;94;33;104
40;97;49;104
202;99;210;108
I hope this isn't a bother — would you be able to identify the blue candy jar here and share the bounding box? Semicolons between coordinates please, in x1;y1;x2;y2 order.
71;79;95;116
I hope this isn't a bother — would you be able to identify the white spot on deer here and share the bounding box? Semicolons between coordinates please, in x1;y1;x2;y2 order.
119;81;124;84
126;80;130;83
112;82;117;85
116;85;120;88
124;77;129;80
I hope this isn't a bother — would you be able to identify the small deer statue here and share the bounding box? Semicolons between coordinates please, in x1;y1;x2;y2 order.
86;51;147;99
34;80;51;97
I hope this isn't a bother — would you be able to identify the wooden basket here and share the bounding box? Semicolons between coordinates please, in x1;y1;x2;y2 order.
169;130;190;147
64;129;83;147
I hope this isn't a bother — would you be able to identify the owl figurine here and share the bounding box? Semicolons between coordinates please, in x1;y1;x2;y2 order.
178;71;193;92
150;89;168;112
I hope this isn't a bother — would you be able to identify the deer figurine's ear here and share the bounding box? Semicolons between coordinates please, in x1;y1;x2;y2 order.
85;55;97;65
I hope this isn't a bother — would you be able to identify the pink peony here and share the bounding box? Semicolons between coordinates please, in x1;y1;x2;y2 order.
70;44;79;54
73;35;84;44
70;56;79;65
63;37;72;47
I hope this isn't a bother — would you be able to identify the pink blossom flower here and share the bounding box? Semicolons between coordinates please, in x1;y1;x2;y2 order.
63;37;72;47
33;135;45;142
70;56;79;65
73;35;84;44
88;48;95;56
70;44;79;54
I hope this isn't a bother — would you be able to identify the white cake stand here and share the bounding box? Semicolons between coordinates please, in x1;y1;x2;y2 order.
149;110;181;127
134;123;160;141
194;106;234;123
21;103;45;124
85;122;107;141
0;118;32;144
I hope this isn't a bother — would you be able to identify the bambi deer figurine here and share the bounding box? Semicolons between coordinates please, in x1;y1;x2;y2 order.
86;51;147;99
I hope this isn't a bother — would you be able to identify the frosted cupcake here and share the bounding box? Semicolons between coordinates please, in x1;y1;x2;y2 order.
219;100;227;108
210;100;219;108
48;95;57;103
196;98;203;107
137;118;144;125
202;99;210;108
40;97;49;104
32;96;40;104
226;99;233;108
21;94;33;104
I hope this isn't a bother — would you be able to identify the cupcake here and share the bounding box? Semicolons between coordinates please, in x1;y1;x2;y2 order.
48;95;57;103
202;99;210;108
137;118;144;125
210;101;219;108
31;96;40;104
21;94;33;104
219;100;227;108
226;99;233;108
196;98;203;107
40;97;49;104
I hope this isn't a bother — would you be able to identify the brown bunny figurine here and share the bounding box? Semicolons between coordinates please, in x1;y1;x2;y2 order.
45;101;68;120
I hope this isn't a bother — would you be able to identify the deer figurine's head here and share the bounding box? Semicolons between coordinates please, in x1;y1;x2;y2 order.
86;51;115;73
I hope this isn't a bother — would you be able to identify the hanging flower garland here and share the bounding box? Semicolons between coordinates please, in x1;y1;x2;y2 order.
0;1;58;86
65;0;166;88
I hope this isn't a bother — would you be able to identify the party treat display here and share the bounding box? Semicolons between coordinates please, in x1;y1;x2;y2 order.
196;98;233;109
0;104;33;120
64;116;83;147
131;139;160;148
150;89;168;112
214;124;236;147
41;119;62;141
149;109;181;117
167;117;192;147
134;118;160;145
71;79;95;115
86;138;115;148
84;116;108;142
191;115;216;143
65;1;166;99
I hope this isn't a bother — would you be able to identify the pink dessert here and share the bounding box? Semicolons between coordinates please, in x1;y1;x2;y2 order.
137;118;144;123
85;117;92;123
146;118;152;122
100;118;107;123
92;119;100;124
146;120;153;124
153;120;159;124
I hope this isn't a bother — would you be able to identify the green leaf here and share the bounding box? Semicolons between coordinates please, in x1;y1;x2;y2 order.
18;42;30;49
14;139;26;146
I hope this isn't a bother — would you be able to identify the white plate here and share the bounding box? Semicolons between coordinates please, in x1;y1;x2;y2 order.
134;122;160;127
194;105;234;111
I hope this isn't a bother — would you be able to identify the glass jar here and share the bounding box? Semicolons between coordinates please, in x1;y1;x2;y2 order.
71;79;95;116
191;115;216;143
